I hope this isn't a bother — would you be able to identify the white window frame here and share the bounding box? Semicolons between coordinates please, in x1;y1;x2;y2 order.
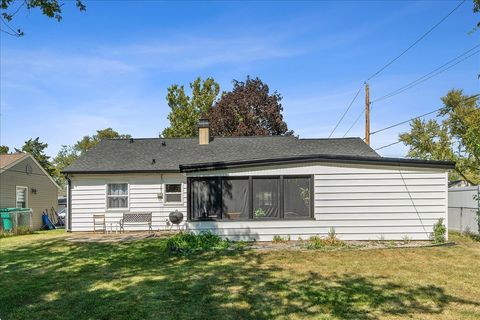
164;183;183;205
15;186;28;208
106;183;129;210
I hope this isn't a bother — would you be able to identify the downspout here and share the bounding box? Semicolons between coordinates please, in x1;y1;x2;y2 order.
66;175;72;232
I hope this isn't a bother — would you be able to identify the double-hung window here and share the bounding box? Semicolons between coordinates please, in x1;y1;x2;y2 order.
165;184;182;203
16;186;28;208
107;183;128;209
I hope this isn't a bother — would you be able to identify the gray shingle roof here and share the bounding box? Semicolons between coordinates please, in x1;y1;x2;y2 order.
62;136;380;173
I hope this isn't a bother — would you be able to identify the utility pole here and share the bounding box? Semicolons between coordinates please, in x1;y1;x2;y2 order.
365;82;370;145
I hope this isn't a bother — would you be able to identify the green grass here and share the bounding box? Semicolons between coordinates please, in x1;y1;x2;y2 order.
1;231;479;320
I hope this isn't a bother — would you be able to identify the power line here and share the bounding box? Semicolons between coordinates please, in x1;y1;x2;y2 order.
343;47;478;137
373;94;479;151
328;84;363;138
373;45;480;103
332;0;465;138
366;0;466;82
372;94;479;135
370;109;440;135
375;141;402;151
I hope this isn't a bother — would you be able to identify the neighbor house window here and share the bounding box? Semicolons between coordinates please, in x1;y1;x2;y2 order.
107;183;128;209
16;186;28;208
165;184;182;203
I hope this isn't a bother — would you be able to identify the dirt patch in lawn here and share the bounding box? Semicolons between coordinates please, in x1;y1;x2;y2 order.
65;231;178;243
249;239;455;251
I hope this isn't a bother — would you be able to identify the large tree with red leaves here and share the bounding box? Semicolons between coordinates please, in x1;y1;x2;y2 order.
209;77;293;136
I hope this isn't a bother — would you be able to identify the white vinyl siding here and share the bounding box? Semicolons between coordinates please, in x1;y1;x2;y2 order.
68;161;449;241
186;161;448;241
70;174;187;232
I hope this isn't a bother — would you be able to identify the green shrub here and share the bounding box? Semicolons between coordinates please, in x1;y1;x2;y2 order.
432;218;447;244
272;235;290;243
166;231;231;255
0;226;34;238
306;230;347;250
14;226;34;235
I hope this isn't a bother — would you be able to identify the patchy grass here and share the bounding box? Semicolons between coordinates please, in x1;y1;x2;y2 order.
0;231;479;320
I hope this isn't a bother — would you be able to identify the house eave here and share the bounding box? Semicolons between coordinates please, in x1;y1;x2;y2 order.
179;154;456;172
61;169;181;175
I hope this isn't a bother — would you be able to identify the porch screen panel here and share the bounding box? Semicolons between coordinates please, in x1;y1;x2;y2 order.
222;178;249;220
252;178;280;219
284;177;311;219
191;179;221;219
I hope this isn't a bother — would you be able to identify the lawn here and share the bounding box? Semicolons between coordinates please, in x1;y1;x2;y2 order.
1;231;479;320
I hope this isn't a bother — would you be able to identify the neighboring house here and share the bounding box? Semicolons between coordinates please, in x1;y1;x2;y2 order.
63;120;454;241
448;180;473;188
0;153;61;230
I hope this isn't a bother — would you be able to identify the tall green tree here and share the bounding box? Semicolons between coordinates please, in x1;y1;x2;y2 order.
209;76;293;136
16;137;55;176
400;90;479;184
0;145;9;154
473;0;480;32
1;0;86;37
74;128;131;155
162;77;220;138
52;128;130;188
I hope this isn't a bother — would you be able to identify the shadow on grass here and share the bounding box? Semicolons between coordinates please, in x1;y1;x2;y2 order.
0;237;478;320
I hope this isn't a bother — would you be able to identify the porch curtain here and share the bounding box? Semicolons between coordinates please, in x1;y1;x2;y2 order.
191;179;221;219
252;178;280;218
222;179;249;220
284;177;310;218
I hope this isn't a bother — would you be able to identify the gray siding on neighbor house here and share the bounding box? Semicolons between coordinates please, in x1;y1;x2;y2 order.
0;157;59;230
68;161;448;241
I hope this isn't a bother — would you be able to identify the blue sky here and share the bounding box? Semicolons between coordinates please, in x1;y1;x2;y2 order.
1;0;478;158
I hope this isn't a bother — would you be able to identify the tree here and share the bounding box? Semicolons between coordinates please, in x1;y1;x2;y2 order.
162;77;220;138
74;128;131;155
1;0;86;37
209;76;293;136
0;145;9;153
52;128;130;188
399;90;479;184
52;145;78;187
473;0;480;32
16;137;55;176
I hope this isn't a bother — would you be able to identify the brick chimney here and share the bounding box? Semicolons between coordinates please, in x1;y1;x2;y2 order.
197;118;210;145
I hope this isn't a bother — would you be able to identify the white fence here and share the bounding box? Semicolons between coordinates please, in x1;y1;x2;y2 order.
448;186;480;234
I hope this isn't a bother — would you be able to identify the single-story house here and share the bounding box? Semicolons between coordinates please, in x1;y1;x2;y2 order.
0;153;61;230
62;120;454;241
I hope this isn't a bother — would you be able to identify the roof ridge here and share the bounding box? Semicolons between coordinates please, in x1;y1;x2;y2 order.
299;137;362;141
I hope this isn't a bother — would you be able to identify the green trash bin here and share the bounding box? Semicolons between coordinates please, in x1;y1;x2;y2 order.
1;212;13;232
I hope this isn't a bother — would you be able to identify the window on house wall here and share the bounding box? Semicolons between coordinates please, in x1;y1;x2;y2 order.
107;183;128;209
189;176;311;221
284;177;311;219
16;186;27;208
253;178;280;219
165;184;182;203
222;178;249;220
